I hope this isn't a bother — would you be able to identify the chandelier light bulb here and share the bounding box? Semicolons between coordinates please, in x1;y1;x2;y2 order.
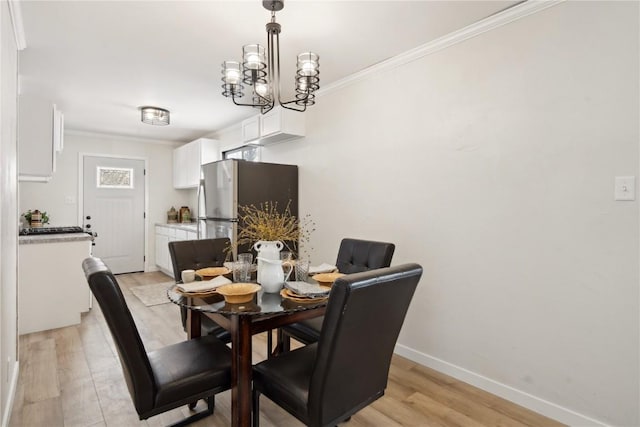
226;69;240;84
255;83;269;97
300;61;316;76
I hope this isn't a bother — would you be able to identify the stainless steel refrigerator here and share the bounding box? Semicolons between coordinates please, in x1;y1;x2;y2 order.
198;159;298;258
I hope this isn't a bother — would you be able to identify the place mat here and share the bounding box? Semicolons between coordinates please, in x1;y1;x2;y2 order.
173;286;220;298
280;288;328;303
284;281;330;297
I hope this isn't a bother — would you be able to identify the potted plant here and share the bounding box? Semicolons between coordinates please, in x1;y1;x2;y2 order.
22;209;50;228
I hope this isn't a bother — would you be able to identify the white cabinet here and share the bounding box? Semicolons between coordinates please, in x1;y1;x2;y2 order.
18;94;64;182
155;224;198;277
241;107;305;145
241;115;260;143
173;138;220;189
155;225;171;273
18;236;92;334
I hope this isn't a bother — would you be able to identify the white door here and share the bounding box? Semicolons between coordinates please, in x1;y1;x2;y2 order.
83;156;145;274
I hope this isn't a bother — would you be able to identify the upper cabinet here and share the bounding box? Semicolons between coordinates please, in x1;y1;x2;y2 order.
241;106;305;145
173;138;220;189
18;94;64;182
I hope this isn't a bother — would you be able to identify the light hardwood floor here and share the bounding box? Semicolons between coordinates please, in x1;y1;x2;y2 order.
9;271;564;427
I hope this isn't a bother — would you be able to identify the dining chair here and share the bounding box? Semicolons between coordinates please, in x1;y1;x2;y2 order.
168;237;232;343
278;238;395;351
81;257;232;426
252;263;422;427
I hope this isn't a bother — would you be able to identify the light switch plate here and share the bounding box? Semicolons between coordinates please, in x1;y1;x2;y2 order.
615;176;635;201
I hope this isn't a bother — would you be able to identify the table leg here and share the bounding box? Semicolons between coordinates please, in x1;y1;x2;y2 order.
231;315;252;427
186;305;201;339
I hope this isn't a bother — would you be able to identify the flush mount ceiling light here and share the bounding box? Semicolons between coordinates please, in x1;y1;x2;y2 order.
221;0;320;114
140;106;170;126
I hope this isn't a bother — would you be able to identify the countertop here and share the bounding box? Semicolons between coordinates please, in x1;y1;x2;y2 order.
155;222;197;231
19;233;94;245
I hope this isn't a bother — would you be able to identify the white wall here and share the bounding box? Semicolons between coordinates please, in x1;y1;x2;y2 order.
19;132;190;271
0;0;19;425
217;2;639;425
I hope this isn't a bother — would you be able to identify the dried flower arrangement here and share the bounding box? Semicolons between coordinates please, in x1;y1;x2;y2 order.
236;200;315;257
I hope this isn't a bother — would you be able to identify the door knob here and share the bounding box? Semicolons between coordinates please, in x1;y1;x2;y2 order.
86;215;91;220
86;224;91;229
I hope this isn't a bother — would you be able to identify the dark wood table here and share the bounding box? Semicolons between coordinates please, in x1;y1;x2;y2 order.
167;287;327;427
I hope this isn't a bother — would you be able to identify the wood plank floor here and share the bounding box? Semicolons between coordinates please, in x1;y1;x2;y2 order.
9;271;564;427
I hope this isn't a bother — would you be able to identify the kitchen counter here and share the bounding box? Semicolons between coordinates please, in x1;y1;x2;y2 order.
19;233;93;245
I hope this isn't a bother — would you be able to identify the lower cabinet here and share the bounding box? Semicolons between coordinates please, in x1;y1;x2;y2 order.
155;225;197;277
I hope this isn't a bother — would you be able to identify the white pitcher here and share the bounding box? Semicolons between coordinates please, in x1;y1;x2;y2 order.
255;257;293;293
254;239;292;293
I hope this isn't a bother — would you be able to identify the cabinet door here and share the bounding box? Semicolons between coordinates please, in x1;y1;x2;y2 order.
185;142;200;187
260;109;281;137
242;116;260;142
155;233;169;271
199;139;220;165
18;94;56;181
172;145;186;188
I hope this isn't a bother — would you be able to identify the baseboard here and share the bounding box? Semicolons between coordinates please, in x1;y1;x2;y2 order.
394;344;608;427
1;361;19;427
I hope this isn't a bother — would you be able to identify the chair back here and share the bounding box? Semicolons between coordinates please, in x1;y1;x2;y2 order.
168;238;231;281
335;238;395;274
81;257;156;416
309;263;422;425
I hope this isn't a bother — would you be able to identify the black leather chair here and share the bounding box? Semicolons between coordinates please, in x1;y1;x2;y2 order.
168;238;232;343
279;238;395;349
252;263;422;427
81;257;232;426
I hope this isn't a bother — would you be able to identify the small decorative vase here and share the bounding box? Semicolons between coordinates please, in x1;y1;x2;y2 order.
30;210;43;228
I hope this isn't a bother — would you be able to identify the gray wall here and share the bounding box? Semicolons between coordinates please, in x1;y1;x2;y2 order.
216;2;639;425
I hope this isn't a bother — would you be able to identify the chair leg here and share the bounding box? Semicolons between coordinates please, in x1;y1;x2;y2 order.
266;329;273;359
252;389;260;427
169;396;215;427
277;328;291;353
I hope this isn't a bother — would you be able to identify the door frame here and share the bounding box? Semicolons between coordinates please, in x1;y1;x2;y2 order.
77;152;150;272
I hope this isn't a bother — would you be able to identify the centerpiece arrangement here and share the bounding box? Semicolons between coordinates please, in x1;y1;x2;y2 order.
235;201;314;293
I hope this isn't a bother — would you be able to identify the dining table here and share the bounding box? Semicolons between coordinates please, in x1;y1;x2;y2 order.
166;285;328;427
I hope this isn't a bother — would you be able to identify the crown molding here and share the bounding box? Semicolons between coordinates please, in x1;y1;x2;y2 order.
7;1;26;50
318;0;565;97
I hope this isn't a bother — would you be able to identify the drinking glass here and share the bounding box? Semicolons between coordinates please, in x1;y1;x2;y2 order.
233;261;251;283
238;252;253;265
295;259;310;282
280;251;292;262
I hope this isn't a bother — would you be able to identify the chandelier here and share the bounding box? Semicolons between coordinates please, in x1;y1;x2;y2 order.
221;0;320;114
